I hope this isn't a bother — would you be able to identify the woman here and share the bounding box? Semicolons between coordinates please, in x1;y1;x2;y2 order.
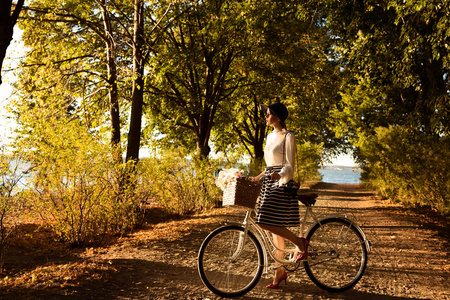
249;102;308;289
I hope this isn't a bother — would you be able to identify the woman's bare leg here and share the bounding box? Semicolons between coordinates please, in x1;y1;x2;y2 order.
272;233;286;284
259;223;305;252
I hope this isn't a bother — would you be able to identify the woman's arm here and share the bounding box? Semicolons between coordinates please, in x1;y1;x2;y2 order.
278;132;296;183
250;170;266;182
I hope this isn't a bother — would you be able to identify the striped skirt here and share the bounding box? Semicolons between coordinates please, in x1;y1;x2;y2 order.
255;166;300;227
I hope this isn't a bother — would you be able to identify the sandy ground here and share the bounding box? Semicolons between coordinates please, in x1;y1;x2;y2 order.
1;182;449;299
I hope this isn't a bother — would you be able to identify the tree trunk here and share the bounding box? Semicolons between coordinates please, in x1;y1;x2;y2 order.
235;95;266;160
196;123;211;158
0;0;24;85
99;0;121;152
417;41;446;134
193;52;233;159
126;0;145;163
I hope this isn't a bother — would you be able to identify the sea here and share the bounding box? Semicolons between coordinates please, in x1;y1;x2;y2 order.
319;165;361;184
5;159;361;188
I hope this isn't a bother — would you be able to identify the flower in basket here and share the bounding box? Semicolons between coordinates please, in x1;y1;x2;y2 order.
216;168;245;191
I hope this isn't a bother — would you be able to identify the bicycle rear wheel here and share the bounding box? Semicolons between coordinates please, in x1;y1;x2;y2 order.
198;225;264;298
304;217;368;292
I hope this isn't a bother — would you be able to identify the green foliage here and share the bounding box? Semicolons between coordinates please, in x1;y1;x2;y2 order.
136;143;322;215
137;149;222;215
296;142;323;184
15;0;134;147
326;0;449;135
143;0;343;160
246;1;343;151
210;0;344;159
247;157;265;177
144;0;251;158
0;148;28;263
14;111;142;246
331;80;395;145
359;126;450;215
323;0;450;214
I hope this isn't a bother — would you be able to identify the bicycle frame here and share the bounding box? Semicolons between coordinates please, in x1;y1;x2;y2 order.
228;203;370;275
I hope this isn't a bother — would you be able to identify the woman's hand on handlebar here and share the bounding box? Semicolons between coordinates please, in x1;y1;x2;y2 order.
249;176;259;182
249;172;281;182
249;171;266;182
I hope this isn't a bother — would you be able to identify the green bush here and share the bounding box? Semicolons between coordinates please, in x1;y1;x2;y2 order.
17;117;143;246
0;148;28;263
115;142;322;217
137;149;222;215
32;156;143;246
296;142;323;184
359;126;450;215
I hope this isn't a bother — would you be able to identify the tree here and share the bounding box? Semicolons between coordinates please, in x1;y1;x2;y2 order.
145;0;250;159
13;0;135;155
212;0;343;163
125;0;145;163
144;0;342;162
230;88;267;161
322;0;450;213
0;0;24;85
13;0;343;173
252;1;342;151
324;0;449;137
97;0;121;150
126;0;173;164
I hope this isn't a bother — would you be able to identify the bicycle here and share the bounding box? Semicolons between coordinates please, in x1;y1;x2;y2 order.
197;190;371;298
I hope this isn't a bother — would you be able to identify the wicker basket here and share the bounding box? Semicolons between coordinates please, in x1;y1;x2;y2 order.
222;178;262;209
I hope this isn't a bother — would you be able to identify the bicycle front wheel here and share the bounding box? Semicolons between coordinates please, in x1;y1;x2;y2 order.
304;217;368;292
198;225;264;298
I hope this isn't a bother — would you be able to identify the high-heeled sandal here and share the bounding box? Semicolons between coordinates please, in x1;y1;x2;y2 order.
295;237;309;261
266;270;288;289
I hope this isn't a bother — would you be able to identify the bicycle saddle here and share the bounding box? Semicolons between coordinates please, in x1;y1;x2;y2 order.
297;193;318;206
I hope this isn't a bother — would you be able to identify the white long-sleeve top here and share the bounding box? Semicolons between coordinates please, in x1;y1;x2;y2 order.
264;129;296;185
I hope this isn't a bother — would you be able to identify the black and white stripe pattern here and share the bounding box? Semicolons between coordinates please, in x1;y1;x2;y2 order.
255;166;300;227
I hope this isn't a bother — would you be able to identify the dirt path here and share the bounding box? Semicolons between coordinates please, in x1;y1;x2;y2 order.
1;183;449;299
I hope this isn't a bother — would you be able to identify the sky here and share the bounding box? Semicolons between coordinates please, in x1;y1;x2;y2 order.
0;75;16;145
0;28;23;146
325;154;356;167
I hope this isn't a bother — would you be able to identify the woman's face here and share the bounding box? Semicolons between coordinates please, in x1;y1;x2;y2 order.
265;110;280;127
